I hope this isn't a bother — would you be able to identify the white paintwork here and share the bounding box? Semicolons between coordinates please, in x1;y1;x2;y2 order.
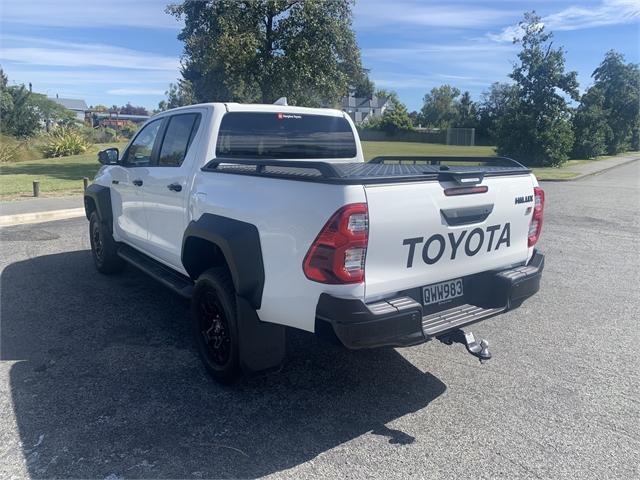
141;107;210;270
363;175;535;301
109;165;148;250
94;102;540;334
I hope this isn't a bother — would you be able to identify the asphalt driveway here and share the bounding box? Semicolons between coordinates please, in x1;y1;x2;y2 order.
1;161;638;479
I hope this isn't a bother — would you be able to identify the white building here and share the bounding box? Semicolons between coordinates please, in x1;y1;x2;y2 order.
50;97;89;122
341;95;392;124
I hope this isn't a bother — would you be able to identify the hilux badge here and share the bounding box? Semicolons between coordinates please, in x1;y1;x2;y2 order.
515;194;533;205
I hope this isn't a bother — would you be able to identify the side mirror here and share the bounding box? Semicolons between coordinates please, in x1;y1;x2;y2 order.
98;147;119;165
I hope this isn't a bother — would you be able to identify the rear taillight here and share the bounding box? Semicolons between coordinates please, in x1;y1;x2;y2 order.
528;187;545;247
303;203;368;284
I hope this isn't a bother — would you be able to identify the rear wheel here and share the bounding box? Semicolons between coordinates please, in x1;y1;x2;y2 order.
89;211;125;274
191;268;240;384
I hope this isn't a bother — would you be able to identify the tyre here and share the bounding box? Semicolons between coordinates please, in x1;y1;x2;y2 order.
191;267;240;384
89;211;125;274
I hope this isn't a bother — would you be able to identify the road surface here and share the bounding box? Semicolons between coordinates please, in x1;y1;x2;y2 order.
1;161;638;479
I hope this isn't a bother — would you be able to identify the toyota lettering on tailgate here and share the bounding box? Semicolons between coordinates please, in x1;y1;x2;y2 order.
402;223;511;268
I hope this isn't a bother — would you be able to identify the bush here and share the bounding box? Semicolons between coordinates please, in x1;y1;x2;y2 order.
0;133;46;162
0;139;21;163
119;121;139;139
41;127;91;158
80;126;118;144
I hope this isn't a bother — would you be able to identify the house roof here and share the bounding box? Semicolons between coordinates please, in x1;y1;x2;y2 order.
342;95;391;109
51;97;88;111
93;113;150;120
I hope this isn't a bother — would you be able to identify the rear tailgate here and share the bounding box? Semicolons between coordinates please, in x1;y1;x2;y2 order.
364;174;535;301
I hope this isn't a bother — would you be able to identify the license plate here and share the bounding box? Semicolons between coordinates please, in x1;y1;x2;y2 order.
423;278;464;306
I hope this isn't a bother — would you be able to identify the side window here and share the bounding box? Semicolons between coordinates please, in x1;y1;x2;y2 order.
157;113;200;167
122;119;162;167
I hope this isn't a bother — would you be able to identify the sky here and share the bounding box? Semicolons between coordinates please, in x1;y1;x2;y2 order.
0;0;638;112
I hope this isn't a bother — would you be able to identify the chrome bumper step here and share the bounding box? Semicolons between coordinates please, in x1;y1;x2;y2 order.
421;304;505;337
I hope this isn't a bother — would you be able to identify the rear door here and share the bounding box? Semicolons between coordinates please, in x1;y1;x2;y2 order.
142;111;202;270
363;174;536;301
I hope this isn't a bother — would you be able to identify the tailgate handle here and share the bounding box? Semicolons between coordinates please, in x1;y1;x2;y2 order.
441;204;494;226
439;171;485;185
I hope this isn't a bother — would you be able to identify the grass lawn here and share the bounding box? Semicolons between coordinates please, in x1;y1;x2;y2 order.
530;170;581;180
0;143;126;199
1;140;632;199
361;141;495;159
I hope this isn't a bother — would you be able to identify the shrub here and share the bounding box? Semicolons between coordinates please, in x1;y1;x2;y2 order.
80;126;118;144
0;139;21;163
0;134;46;162
119;121;139;139
41;127;91;158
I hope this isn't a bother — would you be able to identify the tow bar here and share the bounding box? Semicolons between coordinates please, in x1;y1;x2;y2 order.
437;329;491;362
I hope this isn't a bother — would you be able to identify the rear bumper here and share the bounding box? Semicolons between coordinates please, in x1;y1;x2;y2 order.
316;250;544;349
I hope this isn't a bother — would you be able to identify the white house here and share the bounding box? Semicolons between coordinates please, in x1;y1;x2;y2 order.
341;95;393;124
51;97;89;122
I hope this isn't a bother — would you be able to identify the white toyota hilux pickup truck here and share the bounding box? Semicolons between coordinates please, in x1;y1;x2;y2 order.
85;102;545;383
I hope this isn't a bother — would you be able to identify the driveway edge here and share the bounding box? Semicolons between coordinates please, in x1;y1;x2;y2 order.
0;208;86;227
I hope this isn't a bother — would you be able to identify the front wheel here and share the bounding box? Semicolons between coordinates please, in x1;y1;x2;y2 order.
191;268;240;384
89;212;125;274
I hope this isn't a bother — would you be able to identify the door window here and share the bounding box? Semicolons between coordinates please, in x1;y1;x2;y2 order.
122;119;162;166
157;113;201;167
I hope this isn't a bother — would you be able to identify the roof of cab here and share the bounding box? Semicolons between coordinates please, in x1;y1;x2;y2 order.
153;102;345;118
224;103;345;117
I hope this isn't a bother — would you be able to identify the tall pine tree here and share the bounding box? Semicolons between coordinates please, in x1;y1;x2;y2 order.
494;12;579;166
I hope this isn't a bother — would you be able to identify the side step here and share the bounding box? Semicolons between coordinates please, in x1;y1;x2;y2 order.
421;304;504;337
117;244;194;298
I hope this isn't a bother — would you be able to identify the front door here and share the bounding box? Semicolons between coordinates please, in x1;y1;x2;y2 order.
110;118;163;250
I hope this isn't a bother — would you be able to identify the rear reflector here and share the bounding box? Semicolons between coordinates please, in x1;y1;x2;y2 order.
303;203;368;284
528;187;545;247
444;186;488;196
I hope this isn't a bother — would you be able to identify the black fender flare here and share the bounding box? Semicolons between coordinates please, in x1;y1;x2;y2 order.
84;184;113;230
181;213;265;310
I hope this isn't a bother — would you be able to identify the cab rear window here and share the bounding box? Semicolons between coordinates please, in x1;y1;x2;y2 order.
216;112;357;159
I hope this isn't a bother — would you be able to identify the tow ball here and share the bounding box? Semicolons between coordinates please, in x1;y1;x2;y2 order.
437;329;491;362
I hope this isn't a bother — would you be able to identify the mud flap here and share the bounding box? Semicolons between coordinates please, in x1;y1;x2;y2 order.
236;296;286;374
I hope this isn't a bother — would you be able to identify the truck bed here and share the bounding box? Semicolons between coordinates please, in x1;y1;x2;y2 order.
202;156;531;185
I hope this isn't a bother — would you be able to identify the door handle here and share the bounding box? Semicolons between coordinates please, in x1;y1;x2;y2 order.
167;183;182;192
132;179;143;187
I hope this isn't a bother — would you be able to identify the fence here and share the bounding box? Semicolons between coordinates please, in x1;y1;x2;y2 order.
358;128;476;146
446;128;475;146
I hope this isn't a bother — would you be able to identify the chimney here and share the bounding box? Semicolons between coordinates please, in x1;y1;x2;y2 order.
29;82;32;92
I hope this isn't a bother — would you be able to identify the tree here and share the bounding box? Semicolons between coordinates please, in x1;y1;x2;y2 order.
375;90;413;134
117;102;149;116
408;110;420;126
362;89;413;134
158;79;195;111
420;85;460;128
586;51;640;154
168;0;370;107
494;12;579;166
456;91;477;128
0;70;72;137
477;82;517;142
350;69;375;98
0;68;14;123
572;88;611;158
